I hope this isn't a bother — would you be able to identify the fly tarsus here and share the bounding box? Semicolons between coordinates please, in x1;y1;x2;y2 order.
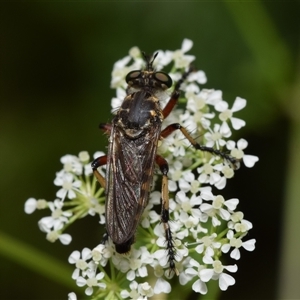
101;232;109;245
160;123;240;170
156;155;178;275
196;144;241;170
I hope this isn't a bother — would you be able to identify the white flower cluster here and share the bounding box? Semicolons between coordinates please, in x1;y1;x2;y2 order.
25;39;258;300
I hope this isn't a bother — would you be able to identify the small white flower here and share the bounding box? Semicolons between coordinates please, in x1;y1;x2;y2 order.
129;46;141;59
185;258;208;294
175;191;203;219
38;199;71;231
181;92;215;130
92;243;112;267
230;218;253;233
203;89;223;107
24;198;47;214
187;70;207;85
227;138;259;168
141;200;159;228
69;248;92;279
68;292;77;300
168;38;195;69
199;258;237;291
197;159;223;187
60;154;83;175
110;55;132;89
200;195;237;226
195;233;221;257
178;170;201;194
167;131;190;157
126;247;151;281
111;87;127;112
54;173;81;200
221;230;256;260
76;263;106;296
43;229;71;245
215;96;247;131
138;282;154;298
121;281;147;300
204;123;231;148
152;50;173;70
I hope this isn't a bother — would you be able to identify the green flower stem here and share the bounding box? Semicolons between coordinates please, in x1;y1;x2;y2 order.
0;230;79;291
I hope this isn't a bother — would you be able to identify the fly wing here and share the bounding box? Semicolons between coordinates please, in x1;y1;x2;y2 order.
105;122;161;244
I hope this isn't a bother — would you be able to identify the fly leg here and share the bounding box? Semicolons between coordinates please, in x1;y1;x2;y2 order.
100;232;109;245
161;66;239;168
91;155;107;189
162;66;195;119
91;155;109;246
99;123;112;134
91;122;112;188
160;124;240;169
155;155;178;276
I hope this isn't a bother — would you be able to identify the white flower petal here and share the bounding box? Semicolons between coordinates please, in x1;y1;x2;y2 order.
69;251;80;263
199;187;214;200
243;154;259;168
68;292;77;300
24;198;37;214
126;270;135;281
82;248;92;260
221;244;230;253
224;264;238;273
154;278;171;294
185;267;198;276
120;290;130;298
138;265;148;277
230;248;241;260
85;286;93;296
226;140;236;150
215;176;226;190
220;122;234;138
215;100;228;112
225;198;239;210
231;117;246;130
220;121;232;136
67;189;76;199
237;138;248;149
242;239;256;251
231;97;247;112
76;276;86;287
59;233;72;245
72;268;80;280
56;188;67;199
181;38;193;53
192;279;208;294
199;269;214;282
219;273;235;291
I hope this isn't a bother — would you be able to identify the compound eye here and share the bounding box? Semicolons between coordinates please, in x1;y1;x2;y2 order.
154;72;173;88
125;70;141;83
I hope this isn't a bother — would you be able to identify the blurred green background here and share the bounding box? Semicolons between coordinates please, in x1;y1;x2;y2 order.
1;2;299;299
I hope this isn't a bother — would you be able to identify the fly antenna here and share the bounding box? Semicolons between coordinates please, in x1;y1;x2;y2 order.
142;51;158;71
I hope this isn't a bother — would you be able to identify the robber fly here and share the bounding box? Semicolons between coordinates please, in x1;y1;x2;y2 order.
91;53;240;275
